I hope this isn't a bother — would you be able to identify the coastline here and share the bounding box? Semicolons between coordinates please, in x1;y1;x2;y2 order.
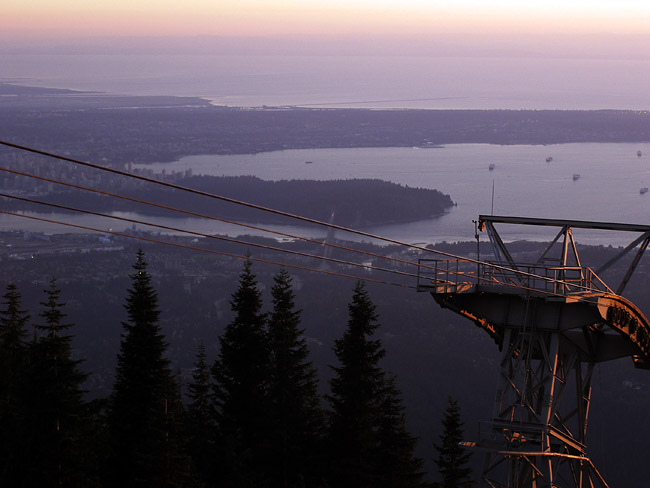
2;83;650;176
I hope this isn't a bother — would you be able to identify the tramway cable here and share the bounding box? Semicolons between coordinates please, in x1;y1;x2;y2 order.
0;166;430;271
0;210;414;289
0;140;598;293
0;192;419;281
0;140;470;255
0;191;575;298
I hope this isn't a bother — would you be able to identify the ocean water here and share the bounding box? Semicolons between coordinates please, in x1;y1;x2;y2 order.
133;143;650;245
2;54;650;110
3;53;650;245
4;143;650;247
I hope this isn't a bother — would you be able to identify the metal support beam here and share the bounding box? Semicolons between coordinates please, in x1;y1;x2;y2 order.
616;236;650;295
485;221;518;271
480;216;649;299
478;330;607;488
595;231;650;276
479;215;650;233
537;227;567;265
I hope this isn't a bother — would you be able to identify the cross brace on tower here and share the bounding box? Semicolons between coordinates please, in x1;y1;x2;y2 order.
418;216;650;488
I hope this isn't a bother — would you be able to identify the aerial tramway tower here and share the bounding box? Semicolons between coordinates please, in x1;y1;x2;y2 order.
417;216;650;488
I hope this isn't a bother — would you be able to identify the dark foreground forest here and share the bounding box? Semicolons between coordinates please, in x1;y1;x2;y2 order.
0;250;473;487
2;238;650;486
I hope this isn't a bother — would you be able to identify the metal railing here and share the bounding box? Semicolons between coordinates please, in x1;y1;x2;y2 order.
417;259;613;296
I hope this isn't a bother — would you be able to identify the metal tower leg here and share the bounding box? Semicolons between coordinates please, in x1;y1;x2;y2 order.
421;216;650;487
478;328;609;488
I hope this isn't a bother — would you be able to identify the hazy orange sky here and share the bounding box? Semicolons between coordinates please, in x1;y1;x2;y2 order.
4;0;650;39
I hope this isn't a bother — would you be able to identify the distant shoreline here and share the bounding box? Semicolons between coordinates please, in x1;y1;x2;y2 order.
2;82;650;166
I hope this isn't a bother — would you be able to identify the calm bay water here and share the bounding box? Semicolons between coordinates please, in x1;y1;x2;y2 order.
4;143;650;247
134;143;650;246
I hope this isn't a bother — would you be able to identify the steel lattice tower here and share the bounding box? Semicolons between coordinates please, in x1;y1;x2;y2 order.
418;216;650;488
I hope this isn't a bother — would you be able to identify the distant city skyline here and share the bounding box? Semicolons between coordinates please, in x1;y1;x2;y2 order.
3;0;650;53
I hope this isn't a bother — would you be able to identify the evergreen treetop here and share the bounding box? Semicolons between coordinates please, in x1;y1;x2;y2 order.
329;281;386;419
0;283;30;356
327;281;387;488
327;281;425;488
35;278;74;338
24;279;91;486
108;249;182;486
267;268;324;488
186;341;215;484
187;341;212;430
433;397;473;488
211;258;270;486
268;269;318;406
0;283;31;422
113;249;171;399
0;283;31;486
123;248;162;333
32;278;88;397
213;259;268;411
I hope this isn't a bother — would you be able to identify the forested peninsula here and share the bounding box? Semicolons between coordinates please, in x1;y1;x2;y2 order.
4;176;454;227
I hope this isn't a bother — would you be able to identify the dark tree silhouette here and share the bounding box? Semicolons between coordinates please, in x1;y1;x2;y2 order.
0;283;29;362
266;269;324;488
211;259;269;487
328;281;425;488
374;374;426;488
327;281;387;488
433;397;473;488
186;341;214;482
23;279;93;486
0;284;30;484
107;250;190;486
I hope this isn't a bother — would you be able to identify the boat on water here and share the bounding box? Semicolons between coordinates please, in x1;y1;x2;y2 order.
489;163;496;171
638;150;643;157
305;161;313;164
546;156;553;162
573;174;580;181
417;142;442;149
641;187;648;195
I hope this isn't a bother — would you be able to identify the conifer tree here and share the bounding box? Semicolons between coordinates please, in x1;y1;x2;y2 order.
0;283;29;363
186;342;214;482
211;258;269;486
327;281;387;488
0;283;29;418
374;375;426;488
328;282;426;488
266;269;324;488
433;397;473;488
0;284;30;484
23;279;92;486
108;250;189;486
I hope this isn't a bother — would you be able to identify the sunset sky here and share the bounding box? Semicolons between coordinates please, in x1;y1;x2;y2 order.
4;0;650;39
